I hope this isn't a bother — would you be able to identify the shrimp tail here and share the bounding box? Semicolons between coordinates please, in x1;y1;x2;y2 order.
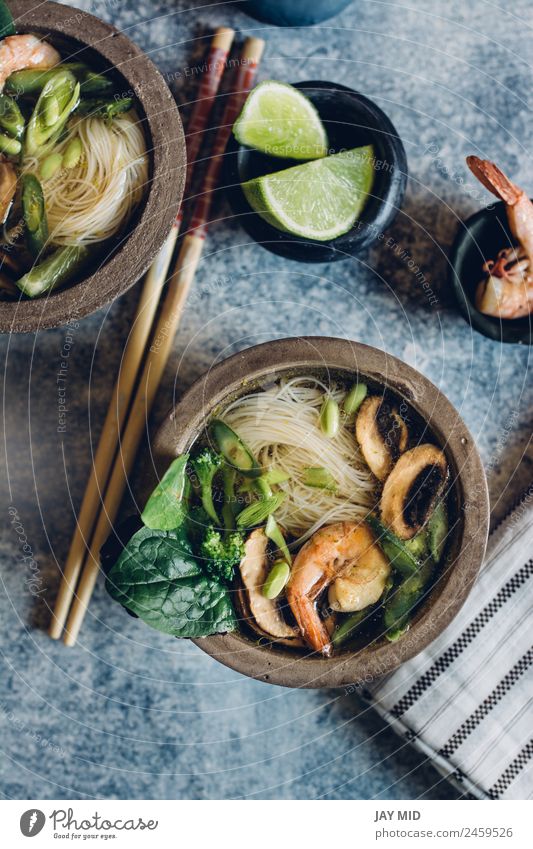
287;590;332;656
466;155;522;205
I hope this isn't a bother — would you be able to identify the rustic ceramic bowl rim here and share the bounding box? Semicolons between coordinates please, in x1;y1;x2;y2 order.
151;336;489;689
0;0;185;333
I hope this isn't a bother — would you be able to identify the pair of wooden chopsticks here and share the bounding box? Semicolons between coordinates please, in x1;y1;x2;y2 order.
49;30;265;646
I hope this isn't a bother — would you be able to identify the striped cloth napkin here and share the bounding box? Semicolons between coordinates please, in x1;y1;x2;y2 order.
366;489;533;800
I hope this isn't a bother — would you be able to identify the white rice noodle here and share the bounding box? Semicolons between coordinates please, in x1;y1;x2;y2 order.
222;376;377;545
24;111;148;246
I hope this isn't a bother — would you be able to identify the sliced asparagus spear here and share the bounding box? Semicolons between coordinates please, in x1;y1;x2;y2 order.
16;245;89;298
21;173;49;258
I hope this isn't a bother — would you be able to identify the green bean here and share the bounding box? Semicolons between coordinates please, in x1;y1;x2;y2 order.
262;469;290;485
254;477;272;499
303;466;337;491
0;133;21;155
265;514;292;564
236;492;286;529
343;382;367;415
21;174;49;258
0;94;25;139
428;500;448;563
63;137;82;169
320;396;340;438
262;560;290;600
25;70;80;156
4;64;113;98
221;464;238;531
332;607;372;647
40;153;63;181
383;561;433;641
367;514;419;577
15;245;89;298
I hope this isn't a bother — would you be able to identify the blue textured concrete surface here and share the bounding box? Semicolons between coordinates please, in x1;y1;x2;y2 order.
1;0;532;800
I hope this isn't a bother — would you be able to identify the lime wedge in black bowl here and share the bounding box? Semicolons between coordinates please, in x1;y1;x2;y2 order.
224;80;408;263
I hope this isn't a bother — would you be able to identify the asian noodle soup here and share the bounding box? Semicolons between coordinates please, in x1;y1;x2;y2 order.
216;374;452;655
0;32;148;300
105;372;454;657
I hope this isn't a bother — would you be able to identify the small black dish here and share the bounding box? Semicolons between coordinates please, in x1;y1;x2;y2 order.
449;201;532;345
224;80;408;263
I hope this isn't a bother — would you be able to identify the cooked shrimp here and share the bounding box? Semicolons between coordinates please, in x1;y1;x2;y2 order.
328;542;390;614
0;157;16;223
0;34;60;92
287;522;390;656
467;156;533;318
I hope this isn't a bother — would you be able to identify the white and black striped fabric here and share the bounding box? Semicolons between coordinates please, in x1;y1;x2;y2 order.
367;491;533;800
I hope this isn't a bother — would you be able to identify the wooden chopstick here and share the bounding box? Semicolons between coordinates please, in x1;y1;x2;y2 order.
62;35;265;647
49;26;236;640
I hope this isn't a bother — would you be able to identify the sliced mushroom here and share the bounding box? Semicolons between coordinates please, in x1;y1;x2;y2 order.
0;158;17;225
355;396;409;481
381;444;448;540
236;528;302;646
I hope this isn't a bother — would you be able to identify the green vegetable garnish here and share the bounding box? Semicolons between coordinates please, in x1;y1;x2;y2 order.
15;244;89;298
383;561;433;642
21;173;49;259
404;529;429;559
141;454;189;531
210;419;260;477
343;382;367;415
5;63;87;95
221;463;238;530
25;70;80;156
303;466;336;491
428;500;449;563
0;93;25;139
63;137;82;169
332;606;371;648
105;526;236;638
262;468;289;485
190;448;223;525
265;514;291;564
319;396;340;438
199;525;245;583
75;96;133;121
0;0;15;38
262;559;290;600
236;492;286;529
40;152;63;181
367;514;420;577
0;133;20;155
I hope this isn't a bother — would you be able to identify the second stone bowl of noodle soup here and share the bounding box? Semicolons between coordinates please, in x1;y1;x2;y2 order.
144;337;489;689
0;0;185;332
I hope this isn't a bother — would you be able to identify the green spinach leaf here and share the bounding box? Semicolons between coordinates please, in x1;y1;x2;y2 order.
141;454;189;530
105;526;236;638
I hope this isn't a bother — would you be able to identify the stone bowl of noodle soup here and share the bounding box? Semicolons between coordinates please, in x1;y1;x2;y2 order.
147;337;489;689
0;0;185;332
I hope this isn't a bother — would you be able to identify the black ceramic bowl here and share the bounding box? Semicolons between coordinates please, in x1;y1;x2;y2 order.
224;81;408;263
449;202;532;345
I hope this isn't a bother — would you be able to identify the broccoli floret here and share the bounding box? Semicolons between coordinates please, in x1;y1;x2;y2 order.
190;448;223;524
200;525;245;583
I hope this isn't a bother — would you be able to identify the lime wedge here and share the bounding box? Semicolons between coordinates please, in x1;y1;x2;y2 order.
233;80;328;160
242;145;375;241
